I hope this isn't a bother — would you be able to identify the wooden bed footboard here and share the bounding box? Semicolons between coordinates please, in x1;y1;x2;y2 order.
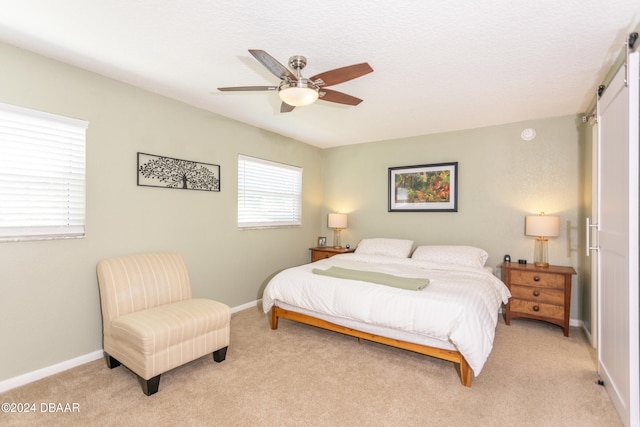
270;306;472;387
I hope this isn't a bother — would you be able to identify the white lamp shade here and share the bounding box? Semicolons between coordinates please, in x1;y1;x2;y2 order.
328;213;348;229
278;80;319;107
525;214;560;237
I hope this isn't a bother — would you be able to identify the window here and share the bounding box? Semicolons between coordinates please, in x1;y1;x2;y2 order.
0;103;88;241
238;154;302;229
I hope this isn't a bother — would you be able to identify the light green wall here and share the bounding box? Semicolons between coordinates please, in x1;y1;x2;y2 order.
577;120;594;339
320;117;582;318
0;40;588;384
0;42;323;381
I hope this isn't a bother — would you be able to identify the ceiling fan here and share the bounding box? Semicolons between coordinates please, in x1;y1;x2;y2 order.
218;49;373;113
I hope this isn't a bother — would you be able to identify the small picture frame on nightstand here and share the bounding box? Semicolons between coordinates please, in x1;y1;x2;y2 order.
317;236;327;247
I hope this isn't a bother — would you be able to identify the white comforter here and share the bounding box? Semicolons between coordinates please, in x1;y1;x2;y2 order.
262;253;511;376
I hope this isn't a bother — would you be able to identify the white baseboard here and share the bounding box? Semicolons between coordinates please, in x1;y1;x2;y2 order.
231;299;261;314
0;300;262;394
570;318;583;328
0;350;104;393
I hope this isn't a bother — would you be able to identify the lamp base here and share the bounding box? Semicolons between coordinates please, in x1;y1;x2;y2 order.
533;237;550;268
333;229;342;249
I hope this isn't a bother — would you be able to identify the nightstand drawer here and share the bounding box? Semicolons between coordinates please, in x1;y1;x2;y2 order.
510;270;564;288
510;285;565;305
510;299;564;321
311;251;333;262
309;247;355;262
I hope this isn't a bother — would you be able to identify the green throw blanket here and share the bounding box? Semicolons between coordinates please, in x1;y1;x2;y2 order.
312;266;429;290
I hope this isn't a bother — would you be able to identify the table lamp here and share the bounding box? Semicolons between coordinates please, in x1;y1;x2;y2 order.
525;212;560;268
328;213;348;248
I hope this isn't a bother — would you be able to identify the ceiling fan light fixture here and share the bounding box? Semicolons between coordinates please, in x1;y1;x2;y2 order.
278;79;319;107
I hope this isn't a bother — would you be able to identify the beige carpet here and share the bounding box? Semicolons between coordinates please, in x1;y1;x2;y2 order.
0;306;622;426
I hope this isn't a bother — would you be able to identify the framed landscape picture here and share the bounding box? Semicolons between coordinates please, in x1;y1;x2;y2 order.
388;162;458;212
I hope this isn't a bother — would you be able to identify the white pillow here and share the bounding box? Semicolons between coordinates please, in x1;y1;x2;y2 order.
355;238;414;258
411;245;489;268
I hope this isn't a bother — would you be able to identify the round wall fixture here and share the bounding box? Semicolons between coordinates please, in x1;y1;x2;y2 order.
521;128;536;141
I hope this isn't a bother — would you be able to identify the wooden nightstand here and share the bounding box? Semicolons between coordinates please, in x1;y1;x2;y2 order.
309;246;355;262
501;262;576;336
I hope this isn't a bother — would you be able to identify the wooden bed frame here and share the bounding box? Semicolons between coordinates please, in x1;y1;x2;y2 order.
270;306;472;387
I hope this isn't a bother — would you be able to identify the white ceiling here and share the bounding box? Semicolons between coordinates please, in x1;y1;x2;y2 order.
0;1;638;148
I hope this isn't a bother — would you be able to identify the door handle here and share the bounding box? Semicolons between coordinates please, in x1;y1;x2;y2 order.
586;217;599;256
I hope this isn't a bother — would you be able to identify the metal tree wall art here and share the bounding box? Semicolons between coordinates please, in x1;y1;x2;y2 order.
137;153;220;192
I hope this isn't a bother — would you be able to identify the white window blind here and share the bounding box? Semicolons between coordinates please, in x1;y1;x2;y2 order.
238;154;302;228
0;103;88;241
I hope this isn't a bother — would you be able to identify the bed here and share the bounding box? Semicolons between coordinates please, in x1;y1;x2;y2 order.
262;239;511;387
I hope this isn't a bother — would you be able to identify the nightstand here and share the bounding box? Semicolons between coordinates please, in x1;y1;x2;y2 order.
501;262;576;336
309;246;355;262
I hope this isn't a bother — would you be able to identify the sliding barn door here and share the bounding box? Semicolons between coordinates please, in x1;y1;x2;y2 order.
597;49;639;427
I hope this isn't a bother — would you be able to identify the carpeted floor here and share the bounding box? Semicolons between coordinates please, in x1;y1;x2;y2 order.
0;305;622;426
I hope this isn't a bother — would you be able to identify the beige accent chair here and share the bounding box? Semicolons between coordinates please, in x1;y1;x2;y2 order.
97;252;230;395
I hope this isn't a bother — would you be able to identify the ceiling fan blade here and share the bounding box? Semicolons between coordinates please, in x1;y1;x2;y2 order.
310;63;373;87
218;86;277;92
319;88;363;106
249;49;297;81
280;102;295;113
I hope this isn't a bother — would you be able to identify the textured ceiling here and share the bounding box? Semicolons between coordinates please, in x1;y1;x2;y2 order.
0;1;638;148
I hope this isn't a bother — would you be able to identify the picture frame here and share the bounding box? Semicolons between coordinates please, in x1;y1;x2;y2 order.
317;236;327;247
137;152;220;192
388;162;458;212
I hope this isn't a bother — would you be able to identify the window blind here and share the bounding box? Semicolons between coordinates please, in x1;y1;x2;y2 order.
238;154;302;228
0;103;88;241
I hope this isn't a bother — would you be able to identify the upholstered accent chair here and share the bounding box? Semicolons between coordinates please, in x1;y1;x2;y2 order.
96;252;231;395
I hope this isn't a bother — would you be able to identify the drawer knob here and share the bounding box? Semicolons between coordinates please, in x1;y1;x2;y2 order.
533;290;540;297
533;305;540;312
533;276;540;282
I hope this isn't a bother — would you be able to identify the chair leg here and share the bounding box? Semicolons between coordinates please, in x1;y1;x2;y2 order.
138;374;161;396
213;346;228;362
105;354;121;369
